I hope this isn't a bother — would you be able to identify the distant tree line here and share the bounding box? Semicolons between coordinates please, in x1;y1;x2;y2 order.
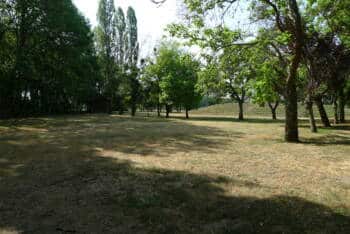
0;0;100;117
0;0;201;119
1;0;350;143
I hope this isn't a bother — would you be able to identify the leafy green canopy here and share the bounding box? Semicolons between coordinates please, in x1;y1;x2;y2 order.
144;43;201;111
0;0;100;117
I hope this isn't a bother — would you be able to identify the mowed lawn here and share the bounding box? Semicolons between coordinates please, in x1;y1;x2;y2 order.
0;114;349;233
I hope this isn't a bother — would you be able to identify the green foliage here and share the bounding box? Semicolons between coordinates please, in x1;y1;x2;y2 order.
95;2;140;115
95;0;119;112
0;0;101;117
125;7;140;115
306;0;350;46
126;7;138;65
143;43;201;114
251;61;280;105
199;46;255;104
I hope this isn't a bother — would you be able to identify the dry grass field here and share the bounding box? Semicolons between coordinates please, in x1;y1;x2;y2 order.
191;103;350;119
0;113;349;233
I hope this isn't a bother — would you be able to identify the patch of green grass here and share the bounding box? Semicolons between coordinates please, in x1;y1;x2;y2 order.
0;114;349;233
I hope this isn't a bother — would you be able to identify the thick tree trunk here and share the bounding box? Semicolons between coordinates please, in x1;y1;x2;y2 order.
118;99;124;115
238;101;244;120
315;97;331;127
185;108;189;119
108;98;113;114
333;96;339;124
131;104;136;117
306;98;317;133
339;89;346;123
285;80;299;142
284;0;303;142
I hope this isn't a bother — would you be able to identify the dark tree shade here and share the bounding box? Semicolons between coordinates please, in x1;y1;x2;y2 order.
0;0;101;118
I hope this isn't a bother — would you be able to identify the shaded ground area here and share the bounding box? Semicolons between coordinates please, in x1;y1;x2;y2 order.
0;114;349;233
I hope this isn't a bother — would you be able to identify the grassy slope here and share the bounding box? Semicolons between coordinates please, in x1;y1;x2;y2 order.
0;114;349;233
191;102;350;119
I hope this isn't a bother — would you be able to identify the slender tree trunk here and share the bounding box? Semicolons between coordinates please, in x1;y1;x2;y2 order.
339;89;346;123
238;101;244;120
157;102;161;117
166;105;170;118
185;108;189;119
268;102;279;120
333;95;339;124
315;97;331;127
306;98;317;133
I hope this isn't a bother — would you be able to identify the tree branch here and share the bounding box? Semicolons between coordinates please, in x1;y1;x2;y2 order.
261;0;285;32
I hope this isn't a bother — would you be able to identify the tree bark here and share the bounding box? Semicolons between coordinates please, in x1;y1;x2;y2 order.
131;104;136;117
238;101;244;120
315;97;331;127
333;96;339;124
283;0;303;142
157;102;161;117
108;98;113;114
306;98;317;133
339;89;346;123
285;79;299;141
185;108;189;119
268;102;279;120
165;105;170;118
272;109;277;120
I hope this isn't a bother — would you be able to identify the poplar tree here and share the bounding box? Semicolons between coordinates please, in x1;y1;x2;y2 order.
115;7;126;66
96;0;118;113
125;7;140;116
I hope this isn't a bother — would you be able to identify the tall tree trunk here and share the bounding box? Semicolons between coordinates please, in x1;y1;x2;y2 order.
285;79;299;141
339;89;346;123
131;104;136;116
165;104;170;118
238;101;244;120
110;99;114;114
268;102;279;120
284;0;303;142
315;97;331;127
333;95;339;124
157;102;161;117
306;98;317;133
185;108;189;119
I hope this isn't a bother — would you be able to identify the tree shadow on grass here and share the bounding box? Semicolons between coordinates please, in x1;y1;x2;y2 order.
0;116;349;233
300;134;350;146
170;115;287;124
331;125;350;131
0;146;349;233
0;115;242;157
299;123;350;132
